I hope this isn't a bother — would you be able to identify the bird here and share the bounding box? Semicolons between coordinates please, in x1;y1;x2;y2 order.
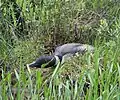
27;43;94;68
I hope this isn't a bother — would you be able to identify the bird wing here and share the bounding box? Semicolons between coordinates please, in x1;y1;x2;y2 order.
54;43;94;56
54;43;83;55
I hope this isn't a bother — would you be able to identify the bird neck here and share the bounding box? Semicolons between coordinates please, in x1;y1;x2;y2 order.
54;55;60;65
54;55;63;65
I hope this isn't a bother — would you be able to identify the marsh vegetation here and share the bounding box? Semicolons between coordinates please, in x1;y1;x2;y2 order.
0;0;120;99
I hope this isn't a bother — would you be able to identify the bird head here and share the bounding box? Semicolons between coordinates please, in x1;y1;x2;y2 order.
27;54;63;68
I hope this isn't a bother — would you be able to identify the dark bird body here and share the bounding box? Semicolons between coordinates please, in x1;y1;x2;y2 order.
27;43;94;68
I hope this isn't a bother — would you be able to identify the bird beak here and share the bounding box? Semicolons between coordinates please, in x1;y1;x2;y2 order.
27;61;36;67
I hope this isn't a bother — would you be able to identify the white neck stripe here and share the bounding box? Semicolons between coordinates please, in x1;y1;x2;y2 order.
54;55;60;65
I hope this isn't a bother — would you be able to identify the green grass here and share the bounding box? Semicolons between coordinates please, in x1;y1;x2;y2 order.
0;45;120;99
0;0;120;99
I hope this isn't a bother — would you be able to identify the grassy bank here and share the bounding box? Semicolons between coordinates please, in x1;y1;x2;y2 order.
0;0;120;99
